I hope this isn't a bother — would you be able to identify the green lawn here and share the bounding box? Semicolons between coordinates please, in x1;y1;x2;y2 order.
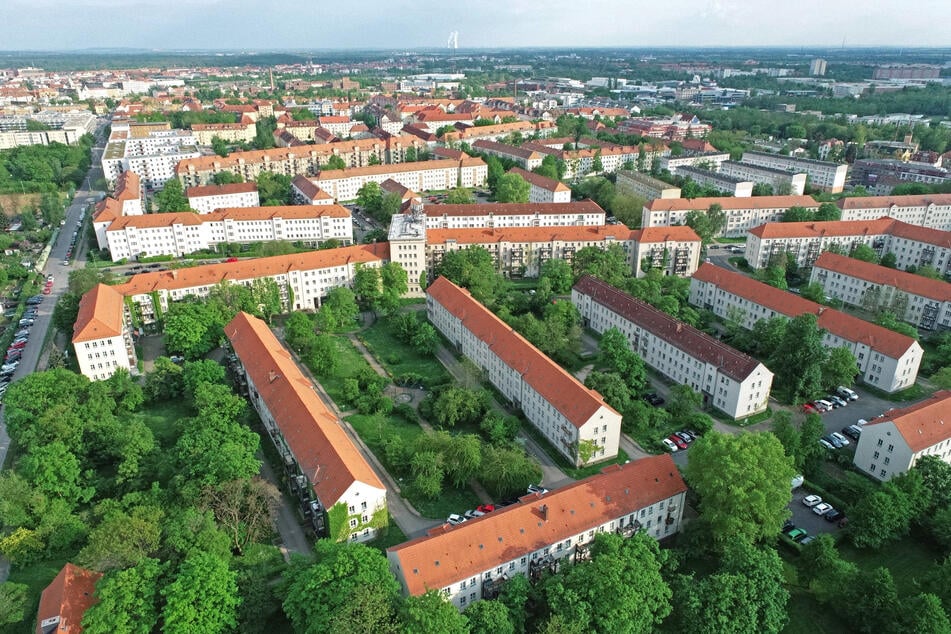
312;337;374;409
137;399;192;447
838;530;944;595
1;556;68;634
366;514;408;552
359;315;451;387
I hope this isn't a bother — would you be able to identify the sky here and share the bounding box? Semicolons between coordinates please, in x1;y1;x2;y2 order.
3;0;950;51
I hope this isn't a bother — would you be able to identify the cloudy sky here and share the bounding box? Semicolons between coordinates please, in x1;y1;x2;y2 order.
3;0;949;50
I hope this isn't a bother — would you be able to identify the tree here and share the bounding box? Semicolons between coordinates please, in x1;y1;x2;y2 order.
768;313;826;403
585;371;633;414
353;264;383;310
783;206;814;222
598;327;647;393
432;387;489;429
464;600;515;634
52;291;81;334
479;444;543;499
325;155;347;170
143;357;185;402
876;310;919;340
256;171;292;206
154;179;191;213
356;181;383;213
572;244;632;288
164;301;223;360
21;441;91;502
685;431;795;544
211;171;243;185
82;558;164;634
815;202;841;221
0;582;29;627
283;541;401;634
684;204;726;244
666;384;703;420
852;243;880;263
199;478;280;555
317;287;360;331
404;146;418;163
822;347;858;390
542;532;672;634
401;590;470;634
539;259;574;294
534;155;560;180
78;503;163;571
799;282;826;303
493;173;529;203
182;359;226;400
880;252;898;268
435;247;507;307
914;455;951;511
211;136;229;157
849;483;914;549
380;261;409;313
162;551;240;634
591;150;604;174
798;413;827;476
485;155;504;190
446;187;475;204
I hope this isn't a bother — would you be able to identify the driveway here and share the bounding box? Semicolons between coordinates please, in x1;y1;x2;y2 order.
809;385;921;437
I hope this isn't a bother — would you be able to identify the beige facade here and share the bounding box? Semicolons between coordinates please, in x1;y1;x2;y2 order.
740;151;848;193
313;159;488;201
616;170;682;201
838;194;951;231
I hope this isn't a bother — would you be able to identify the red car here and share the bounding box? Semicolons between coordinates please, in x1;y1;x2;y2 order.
9;342;26;350
668;434;688;450
802;403;817;414
477;504;496;513
225;257;239;263
42;287;52;294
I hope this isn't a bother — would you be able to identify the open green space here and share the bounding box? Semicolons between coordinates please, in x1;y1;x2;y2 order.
838;531;944;596
0;557;69;634
137;399;192;446
366;514;408;552
312;337;374;409
359;312;450;387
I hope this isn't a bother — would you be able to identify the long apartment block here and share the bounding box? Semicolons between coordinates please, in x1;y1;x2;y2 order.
422;200;605;230
747;218;951;272
719;160;807;196
739;151;848;193
426;276;622;466
310;158;488;201
186;182;260;214
641;195;818;237
810;252;951;331
837;194;951;231
572;275;773;419
689;263;923;393
226;312;387;542
387;456;686;610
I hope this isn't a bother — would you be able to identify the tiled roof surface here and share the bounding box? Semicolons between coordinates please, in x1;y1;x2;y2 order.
868;390;951;452
632;226;701;244
72;284;125;343
186;182;258;198
814;252;951;302
291;175;333;200
426;224;636;246
316;159;479;180
388;456;685;596
35;563;102;634
423;200;604;218
645;195;817;212
508;167;570;192
838;194;951;210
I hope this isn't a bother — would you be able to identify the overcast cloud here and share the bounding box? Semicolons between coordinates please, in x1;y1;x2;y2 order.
3;0;949;50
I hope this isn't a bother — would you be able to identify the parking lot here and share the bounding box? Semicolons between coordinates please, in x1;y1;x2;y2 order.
788;487;845;541
809;384;926;440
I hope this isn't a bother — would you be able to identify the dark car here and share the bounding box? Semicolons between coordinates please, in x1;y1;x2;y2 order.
842;425;861;441
824;508;845;523
644;393;665;406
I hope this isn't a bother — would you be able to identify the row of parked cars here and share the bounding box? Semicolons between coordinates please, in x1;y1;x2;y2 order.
662;429;701;453
802;386;859;414
0;295;42;401
782;495;847;543
445;485;550;526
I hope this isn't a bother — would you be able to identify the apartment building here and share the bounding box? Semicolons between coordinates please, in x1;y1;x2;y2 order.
105;205;353;260
719;161;807;196
472;140;546;170
837;194;951;231
671;165;754;197
746;218;951;272
186;182;260;214
316;115;356;137
226;312;387;541
290;175;335;205
312;158;488;202
427;276;622;466
506;168;571;203
810;252;951;330
851;159;949;193
642;195;818;238
689;263;923;393
191;121;256;145
72;284;138;381
35;564;103;634
111;243;388;323
387;455;686;609
443;120;555;144
739;151;848;193
175;135;427;187
615;170;682;201
852;390;951;482
101;129;200;189
660;152;731;174
521;141;645;180
572;275;773;419
93;170;146;249
620;114;712;140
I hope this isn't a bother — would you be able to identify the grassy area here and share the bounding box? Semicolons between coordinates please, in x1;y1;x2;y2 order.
728;256;753;272
366;514;408;552
782;589;852;634
359;314;451;387
312;337;374;409
838;530;944;596
520;421;630;479
0;556;68;634
137;399;192;447
713;406;773;428
713;237;747;244
859;381;929;403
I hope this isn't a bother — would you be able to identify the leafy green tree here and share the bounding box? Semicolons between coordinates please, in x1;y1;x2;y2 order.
356;181;383;213
325;155;347;170
317;287;360;331
143;357;185;402
435;247;507;307
182;359;226;400
79;502;164;571
798;534;858;603
585;371;633;414
684;204;726;244
256;171;292;205
685;432;795;544
162;551;240;634
465;600;515;634
0;581;29;627
799;282;826;303
572;244;631;287
404;146;418;163
154;179;191;212
815;202;841;221
211;136;229;157
598;327;647;393
379;261;409;313
198;478;280;555
533;155;561;180
211;171;243;185
842;567;899;634
164;301;224;360
284;541;401;634
899;593;951;633
485;155;504;189
876;310;919;340
542;532;672;634
21;441;92;503
880;252;898;268
353;264;382;309
329;583;399;634
432;387;490;429
849;482;914;549
822;347;858;390
797;413;827;475
666;384;703;420
494;173;530;203
446;187;475;204
852;243;880;263
914;455;951;511
82;558;165;634
479;444;543;499
768;313;826;403
401;590;470;634
254;116;277;150
284;311;318;354
539;259;574;294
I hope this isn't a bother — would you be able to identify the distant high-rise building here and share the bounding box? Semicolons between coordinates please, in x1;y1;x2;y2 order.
809;58;827;76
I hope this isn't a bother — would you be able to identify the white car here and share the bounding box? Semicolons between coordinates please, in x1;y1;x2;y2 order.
662;438;679;452
830;432;850;447
812;502;834;516
446;514;465;526
837;386;859;401
464;509;485;520
857;419;869;426
802;494;823;507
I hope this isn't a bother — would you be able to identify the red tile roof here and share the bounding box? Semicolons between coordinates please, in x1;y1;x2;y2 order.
291;175;333;201
692;263;919;360
423;200;604;218
92;197;121;223
632;226;701;244
225;312;385;505
426;225;636;246
186;182;258;198
427;276;619;428
749;217;951;248
113;170;140;202
887;219;951;249
867;390;951;452
574;275;762;382
509;167;570;193
388;456;685;596
837;194;951;211
645;195;817;213
72;284;125;343
35;563;102;634
814;252;951;302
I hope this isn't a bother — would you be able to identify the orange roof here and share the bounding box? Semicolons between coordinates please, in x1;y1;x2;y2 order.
424;200;604;218
749;217;951;248
473;139;540;160
226;312;385;505
427;276;619;428
426;224;636;246
388;456;686;596
316;158;484;181
186;182;258;197
415;111;474;122
632;226;702;243
646;195;817;213
114;243;388;296
380;179;418;200
318;115;351;124
814;252;951;302
867;390;951;452
291;175;333;201
92;197;121;223
35;563;102;634
72;284;125;343
509;167;570;193
838;194;951;211
887;220;951;249
191;122;251;131
692;263;919;360
113;171;140;202
447;121;535;140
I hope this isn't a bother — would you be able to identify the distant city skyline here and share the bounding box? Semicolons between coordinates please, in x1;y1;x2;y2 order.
3;0;950;51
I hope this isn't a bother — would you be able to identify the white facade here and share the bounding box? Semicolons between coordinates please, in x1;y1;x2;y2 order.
740;151;848;193
572;275;773;419
616;170;682;201
422;201;605;230
641;195;818;238
102;130;200;189
720;161;807;196
315;159;488;201
427;276;622;466
508;168;572;204
187;185;261;214
660;153;731;173
672;166;754;197
838;194;951;231
71;284;138;382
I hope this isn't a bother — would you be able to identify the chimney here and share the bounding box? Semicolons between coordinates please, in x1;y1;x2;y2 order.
676;323;683;333
540;504;548;521
268;371;280;383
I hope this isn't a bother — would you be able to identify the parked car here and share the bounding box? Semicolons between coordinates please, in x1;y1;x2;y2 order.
814;399;834;412
644;393;665;406
800;535;816;545
446;514;465;526
477;504;496;513
837;386;859;401
782;520;797;534
675;431;695;444
802;403;818;414
226;257;239;263
824;508;845;523
662;438;678;452
827;395;848;408
842;425;862;441
802;495;823;507
823;434;844;448
464;509;485;520
527;484;549;495
830;432;850;447
812;502;834;516
857;418;869;426
819;438;835;450
787;528;808;542
669;434;688;450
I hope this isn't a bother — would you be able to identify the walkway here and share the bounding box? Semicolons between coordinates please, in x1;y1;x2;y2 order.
257;453;313;561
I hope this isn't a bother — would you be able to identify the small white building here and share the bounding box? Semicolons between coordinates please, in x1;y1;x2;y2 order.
226;311;387;541
387;455;687;610
572;275;773;419
508;167;571;204
852;390;951;481
186;182;260;214
71;284;138;382
427;276;623;466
